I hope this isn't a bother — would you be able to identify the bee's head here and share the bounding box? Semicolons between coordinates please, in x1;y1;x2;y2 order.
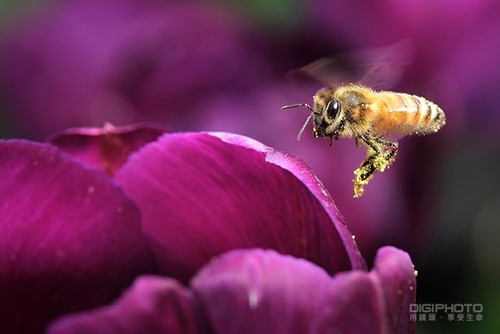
309;87;349;140
282;88;344;141
311;94;343;138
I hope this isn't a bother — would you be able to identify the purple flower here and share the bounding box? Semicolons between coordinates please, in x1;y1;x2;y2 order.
0;124;415;333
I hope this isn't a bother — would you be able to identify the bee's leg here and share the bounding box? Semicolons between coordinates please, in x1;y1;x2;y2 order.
329;133;339;146
353;162;375;197
353;135;382;197
355;136;362;149
372;137;398;171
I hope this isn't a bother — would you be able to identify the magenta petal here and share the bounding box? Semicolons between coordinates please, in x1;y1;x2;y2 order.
370;246;417;334
192;247;416;334
47;275;205;334
114;132;365;283
310;272;387;333
191;249;333;334
48;123;168;175
0;140;154;333
213;132;366;270
311;247;416;333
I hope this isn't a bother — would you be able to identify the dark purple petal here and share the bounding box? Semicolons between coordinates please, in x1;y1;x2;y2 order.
311;246;416;334
48;275;206;334
310;272;387;334
0;140;154;333
48;123;168;175
214;132;366;271
370;246;416;334
114;132;365;283
191;249;333;334
192;247;416;334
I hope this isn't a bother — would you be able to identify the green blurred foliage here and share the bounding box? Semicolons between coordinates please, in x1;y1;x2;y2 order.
218;0;303;31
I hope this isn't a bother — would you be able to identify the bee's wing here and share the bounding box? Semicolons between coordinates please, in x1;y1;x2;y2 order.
297;39;415;90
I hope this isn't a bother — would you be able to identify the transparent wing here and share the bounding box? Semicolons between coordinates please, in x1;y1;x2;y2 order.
296;39;415;90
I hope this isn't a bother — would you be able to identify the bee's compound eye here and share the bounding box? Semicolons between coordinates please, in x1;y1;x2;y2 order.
326;100;340;119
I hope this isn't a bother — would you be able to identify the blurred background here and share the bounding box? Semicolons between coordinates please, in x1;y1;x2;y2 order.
0;0;499;332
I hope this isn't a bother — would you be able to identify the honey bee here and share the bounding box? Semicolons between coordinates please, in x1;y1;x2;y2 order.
282;84;446;197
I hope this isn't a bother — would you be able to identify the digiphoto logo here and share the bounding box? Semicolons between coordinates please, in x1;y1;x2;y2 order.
409;303;483;322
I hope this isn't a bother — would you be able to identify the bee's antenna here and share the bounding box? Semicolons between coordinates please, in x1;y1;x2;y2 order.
281;103;314;112
281;103;315;141
296;113;313;141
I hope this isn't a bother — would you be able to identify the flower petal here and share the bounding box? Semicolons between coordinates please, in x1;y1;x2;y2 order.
212;132;366;270
310;271;387;334
191;249;333;334
114;132;365;283
370;246;417;333
192;247;415;334
0;140;154;333
312;246;417;333
48;123;168;175
47;275;205;334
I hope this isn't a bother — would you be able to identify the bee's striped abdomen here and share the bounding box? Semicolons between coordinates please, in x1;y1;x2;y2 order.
375;92;446;135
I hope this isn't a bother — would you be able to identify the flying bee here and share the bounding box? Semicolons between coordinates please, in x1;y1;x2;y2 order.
282;84;446;197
